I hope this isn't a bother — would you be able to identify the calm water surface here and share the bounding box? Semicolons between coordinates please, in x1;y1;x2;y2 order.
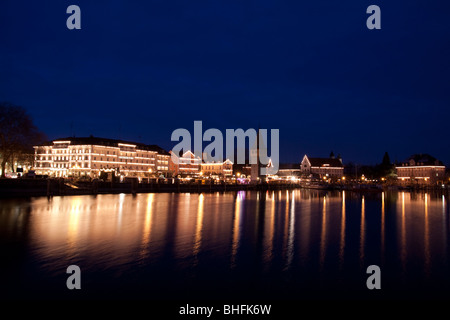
1;189;449;300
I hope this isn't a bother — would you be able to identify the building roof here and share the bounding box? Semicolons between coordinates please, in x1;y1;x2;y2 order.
278;163;300;170
170;150;202;159
399;153;444;166
50;136;170;155
306;156;344;168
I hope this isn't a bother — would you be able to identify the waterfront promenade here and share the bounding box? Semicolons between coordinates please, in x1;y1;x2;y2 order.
0;178;448;198
0;178;298;198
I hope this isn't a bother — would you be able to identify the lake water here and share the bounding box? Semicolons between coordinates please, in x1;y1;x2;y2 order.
1;189;449;300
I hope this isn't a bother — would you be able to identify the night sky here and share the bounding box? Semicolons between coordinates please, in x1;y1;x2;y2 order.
1;1;449;165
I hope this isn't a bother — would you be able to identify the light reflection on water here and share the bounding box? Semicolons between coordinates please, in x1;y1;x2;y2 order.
0;189;449;299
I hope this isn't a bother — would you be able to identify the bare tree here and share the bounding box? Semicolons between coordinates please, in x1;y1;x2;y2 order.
0;102;46;177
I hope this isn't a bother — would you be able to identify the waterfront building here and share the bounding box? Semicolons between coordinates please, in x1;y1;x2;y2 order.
233;164;252;179
396;154;446;185
169;150;234;178
276;163;301;178
200;159;233;177
301;154;344;179
33;136;170;179
169;150;202;177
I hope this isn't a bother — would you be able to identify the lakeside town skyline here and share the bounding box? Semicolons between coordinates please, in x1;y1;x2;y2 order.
27;132;450;185
32;131;448;166
2;1;450;167
1;101;448;186
34;126;450;167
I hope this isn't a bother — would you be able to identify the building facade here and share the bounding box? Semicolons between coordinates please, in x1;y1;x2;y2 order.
169;150;235;178
201;159;233;177
169;150;202;177
301;154;344;179
33;137;170;179
275;163;301;179
396;154;446;185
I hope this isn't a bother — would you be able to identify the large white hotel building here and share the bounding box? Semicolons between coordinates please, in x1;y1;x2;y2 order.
33;136;170;179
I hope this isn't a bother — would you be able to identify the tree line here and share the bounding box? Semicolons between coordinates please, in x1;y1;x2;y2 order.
0;102;46;178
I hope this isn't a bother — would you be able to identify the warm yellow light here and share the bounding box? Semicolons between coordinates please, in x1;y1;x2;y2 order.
237;172;240;177
342;176;346;180
118;143;137;148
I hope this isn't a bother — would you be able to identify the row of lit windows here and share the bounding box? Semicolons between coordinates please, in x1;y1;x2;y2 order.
203;166;223;171
36;155;168;164
397;168;444;172
179;161;202;166
179;164;200;168
57;158;165;166
93;157;154;163
201;164;232;169
52;149;89;154
36;156;89;161
45;163;170;171
94;149;161;158
47;163;87;168
41;147;165;158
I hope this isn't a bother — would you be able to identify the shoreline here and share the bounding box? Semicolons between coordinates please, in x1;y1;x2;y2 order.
0;178;298;199
0;178;448;199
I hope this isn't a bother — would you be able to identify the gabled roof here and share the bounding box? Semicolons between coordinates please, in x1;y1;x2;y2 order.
303;155;343;168
182;150;197;158
202;159;234;165
170;150;202;160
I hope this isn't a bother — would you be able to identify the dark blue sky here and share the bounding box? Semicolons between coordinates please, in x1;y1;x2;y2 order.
1;0;449;165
